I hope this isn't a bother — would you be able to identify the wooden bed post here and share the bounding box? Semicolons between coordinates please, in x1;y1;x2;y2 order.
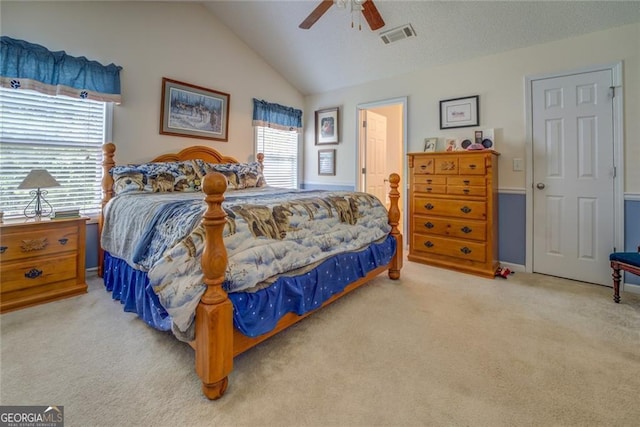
98;143;116;278
195;172;234;400
387;173;403;280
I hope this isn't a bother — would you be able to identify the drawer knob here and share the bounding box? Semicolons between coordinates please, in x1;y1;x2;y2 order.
0;246;7;254
460;247;472;255
469;164;477;169
463;189;470;194
424;222;434;229
463;180;470;185
461;226;472;234
58;238;69;245
425;203;434;210
25;268;43;279
426;187;432;192
426;179;432;184
420;164;427;170
424;241;434;248
460;206;472;214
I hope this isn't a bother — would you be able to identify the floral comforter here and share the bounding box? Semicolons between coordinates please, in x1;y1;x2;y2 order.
101;186;391;336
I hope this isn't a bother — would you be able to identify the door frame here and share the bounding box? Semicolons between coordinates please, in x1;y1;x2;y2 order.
355;96;408;238
524;61;624;274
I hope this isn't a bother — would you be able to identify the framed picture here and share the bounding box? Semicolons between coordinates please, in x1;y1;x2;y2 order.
439;95;479;129
315;107;339;145
444;138;461;152
424;137;438;152
318;149;336;176
160;77;230;142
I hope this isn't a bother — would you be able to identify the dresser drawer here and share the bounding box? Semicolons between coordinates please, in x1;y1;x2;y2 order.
447;185;487;197
414;175;446;186
414;184;446;194
459;156;486;175
413;157;435;174
447;176;485;187
412;234;486;263
0;253;77;293
0;225;78;262
412;216;487;241
413;197;487;220
434;158;458;174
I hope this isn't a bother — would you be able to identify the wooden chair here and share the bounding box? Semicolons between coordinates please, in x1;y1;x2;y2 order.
609;246;640;303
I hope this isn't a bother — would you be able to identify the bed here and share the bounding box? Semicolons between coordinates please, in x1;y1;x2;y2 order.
98;143;403;399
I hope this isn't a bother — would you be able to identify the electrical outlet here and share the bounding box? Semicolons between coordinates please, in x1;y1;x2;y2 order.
513;158;524;172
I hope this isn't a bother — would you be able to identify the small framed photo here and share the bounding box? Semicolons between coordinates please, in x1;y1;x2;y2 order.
424;138;438;152
315;107;339;145
444;138;462;152
160;77;230;141
318;149;336;176
439;95;479;129
474;130;483;145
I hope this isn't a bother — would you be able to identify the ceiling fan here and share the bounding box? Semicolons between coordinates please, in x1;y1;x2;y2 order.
299;0;385;31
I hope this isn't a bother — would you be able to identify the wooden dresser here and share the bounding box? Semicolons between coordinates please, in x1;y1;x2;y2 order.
408;151;499;278
0;217;88;313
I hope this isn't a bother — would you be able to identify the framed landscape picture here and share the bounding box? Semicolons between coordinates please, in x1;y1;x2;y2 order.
160;77;230;141
315;107;339;145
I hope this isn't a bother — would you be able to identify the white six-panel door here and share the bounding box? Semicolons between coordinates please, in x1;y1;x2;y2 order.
364;110;388;206
532;69;615;285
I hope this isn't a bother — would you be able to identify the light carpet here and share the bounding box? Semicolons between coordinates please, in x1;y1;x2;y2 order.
1;260;639;426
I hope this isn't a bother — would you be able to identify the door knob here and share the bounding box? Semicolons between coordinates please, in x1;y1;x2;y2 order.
536;182;545;190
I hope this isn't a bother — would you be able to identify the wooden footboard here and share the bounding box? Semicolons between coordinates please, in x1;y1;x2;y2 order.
196;171;403;399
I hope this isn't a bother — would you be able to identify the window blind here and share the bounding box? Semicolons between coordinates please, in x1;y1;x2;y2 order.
255;126;299;189
0;88;108;217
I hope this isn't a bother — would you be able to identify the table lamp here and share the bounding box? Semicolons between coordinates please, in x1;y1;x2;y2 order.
17;169;60;219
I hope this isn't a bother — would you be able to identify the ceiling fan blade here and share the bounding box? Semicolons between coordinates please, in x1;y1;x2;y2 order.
299;0;334;29
362;0;385;31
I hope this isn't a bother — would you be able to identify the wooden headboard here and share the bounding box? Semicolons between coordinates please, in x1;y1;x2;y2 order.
98;143;263;276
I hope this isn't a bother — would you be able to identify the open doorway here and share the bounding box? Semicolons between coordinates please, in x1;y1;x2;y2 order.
356;97;407;240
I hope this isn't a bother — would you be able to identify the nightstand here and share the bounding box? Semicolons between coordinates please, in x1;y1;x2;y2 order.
0;216;88;313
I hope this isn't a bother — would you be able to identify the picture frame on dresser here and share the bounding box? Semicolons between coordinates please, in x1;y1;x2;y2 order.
439;95;479;129
160;77;230;142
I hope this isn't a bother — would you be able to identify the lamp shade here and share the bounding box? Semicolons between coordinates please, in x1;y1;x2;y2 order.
17;169;61;189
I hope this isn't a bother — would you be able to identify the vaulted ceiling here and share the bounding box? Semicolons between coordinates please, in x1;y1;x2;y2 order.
203;1;640;95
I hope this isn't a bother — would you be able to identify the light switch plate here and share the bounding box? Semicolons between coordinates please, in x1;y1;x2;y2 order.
513;158;524;172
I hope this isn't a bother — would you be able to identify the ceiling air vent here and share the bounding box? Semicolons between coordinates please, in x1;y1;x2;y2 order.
380;24;416;45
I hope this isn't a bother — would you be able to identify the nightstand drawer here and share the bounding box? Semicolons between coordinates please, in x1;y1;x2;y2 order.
412;234;486;263
0;226;78;262
1;253;77;293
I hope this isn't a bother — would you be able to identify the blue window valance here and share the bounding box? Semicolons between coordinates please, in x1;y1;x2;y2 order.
0;36;122;104
252;98;303;133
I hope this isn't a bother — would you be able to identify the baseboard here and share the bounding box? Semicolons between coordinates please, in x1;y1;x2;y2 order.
623;281;640;295
498;261;526;273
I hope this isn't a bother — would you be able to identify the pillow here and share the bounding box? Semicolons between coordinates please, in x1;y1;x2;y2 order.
110;160;202;195
198;161;266;190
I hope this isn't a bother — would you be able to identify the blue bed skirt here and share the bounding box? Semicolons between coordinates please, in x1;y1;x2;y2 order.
103;234;396;337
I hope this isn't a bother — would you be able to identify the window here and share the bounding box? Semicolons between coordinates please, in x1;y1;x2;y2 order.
255;126;299;189
0;88;110;218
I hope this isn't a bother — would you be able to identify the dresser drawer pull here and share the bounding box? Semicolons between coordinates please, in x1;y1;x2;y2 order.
424;241;434;248
425;203;434;210
426;187;432;192
463;180;470;185
460;206;471;214
25;268;43;279
0;246;7;254
460;247;472;255
463;189;470;194
58;238;69;245
424;222;434;229
426;179;432;184
420;164;427;170
468;164;477;169
461;226;472;234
